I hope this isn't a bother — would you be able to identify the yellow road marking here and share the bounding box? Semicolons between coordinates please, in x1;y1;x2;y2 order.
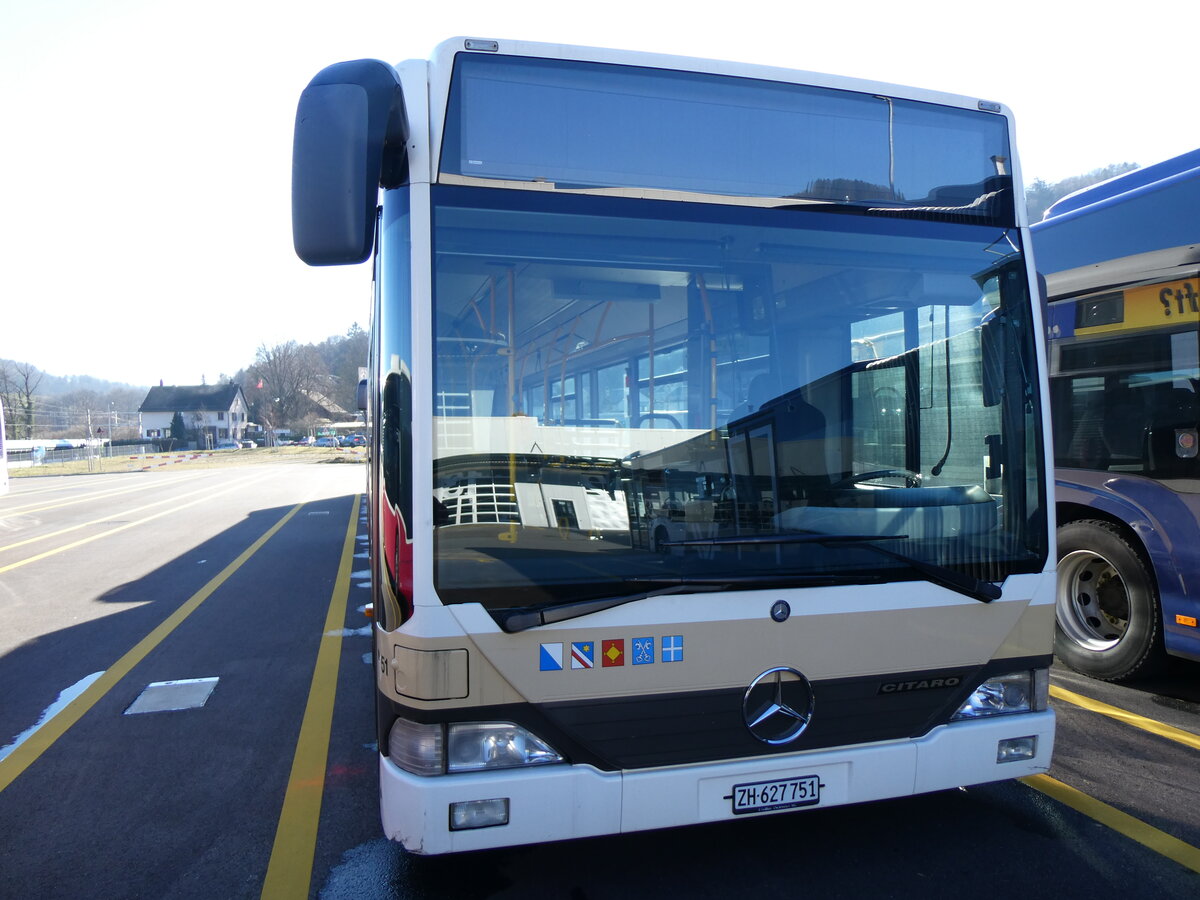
1022;774;1200;874
0;502;305;794
1050;684;1200;751
261;495;360;899
0;475;259;571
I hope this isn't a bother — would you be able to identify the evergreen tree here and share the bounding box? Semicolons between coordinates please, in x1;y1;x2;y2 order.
170;411;187;443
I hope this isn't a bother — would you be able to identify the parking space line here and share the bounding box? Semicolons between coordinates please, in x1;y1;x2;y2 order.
1022;774;1200;874
261;495;360;900
0;502;306;795
0;474;260;571
1050;685;1200;751
0;473;209;516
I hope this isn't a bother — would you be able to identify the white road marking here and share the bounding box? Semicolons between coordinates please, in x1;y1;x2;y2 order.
0;672;105;762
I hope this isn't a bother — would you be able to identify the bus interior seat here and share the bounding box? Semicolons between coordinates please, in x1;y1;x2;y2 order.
774;398;832;501
1062;394;1109;468
1155;387;1199;425
729;373;782;421
1101;392;1151;464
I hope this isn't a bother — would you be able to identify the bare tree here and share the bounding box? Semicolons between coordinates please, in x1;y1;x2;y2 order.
249;341;324;427
313;324;370;412
0;360;43;439
188;410;209;448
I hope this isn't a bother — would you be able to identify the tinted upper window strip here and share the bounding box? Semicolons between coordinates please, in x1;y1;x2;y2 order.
431;184;1011;247
442;53;1014;225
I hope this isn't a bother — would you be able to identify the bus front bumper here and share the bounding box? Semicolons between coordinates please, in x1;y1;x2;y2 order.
380;709;1055;855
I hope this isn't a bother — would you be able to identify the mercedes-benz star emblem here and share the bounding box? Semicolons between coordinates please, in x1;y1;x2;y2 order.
742;667;815;745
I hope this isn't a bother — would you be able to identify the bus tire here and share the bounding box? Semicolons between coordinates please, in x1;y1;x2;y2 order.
1054;520;1166;682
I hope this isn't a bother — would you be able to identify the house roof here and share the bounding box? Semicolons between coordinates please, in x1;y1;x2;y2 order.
302;389;349;419
139;384;245;413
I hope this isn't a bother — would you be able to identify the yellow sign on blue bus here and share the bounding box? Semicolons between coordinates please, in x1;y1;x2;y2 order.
1076;278;1200;336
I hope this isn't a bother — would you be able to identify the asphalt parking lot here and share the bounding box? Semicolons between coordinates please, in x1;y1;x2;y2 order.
1;462;1197;898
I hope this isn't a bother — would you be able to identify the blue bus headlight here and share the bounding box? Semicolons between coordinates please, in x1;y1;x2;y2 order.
446;723;563;773
951;669;1049;720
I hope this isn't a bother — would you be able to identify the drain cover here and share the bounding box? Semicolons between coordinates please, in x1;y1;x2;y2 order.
124;677;219;715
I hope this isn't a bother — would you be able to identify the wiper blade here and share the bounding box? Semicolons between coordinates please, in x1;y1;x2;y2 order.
494;582;723;634
492;572;886;633
661;533;1001;603
845;540;1001;603
662;533;897;548
620;573;886;587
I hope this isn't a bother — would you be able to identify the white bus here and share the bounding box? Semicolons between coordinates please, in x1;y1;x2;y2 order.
292;37;1056;855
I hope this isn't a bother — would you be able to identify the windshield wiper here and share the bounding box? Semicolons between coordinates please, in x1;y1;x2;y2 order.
661;533;1001;603
492;572;886;633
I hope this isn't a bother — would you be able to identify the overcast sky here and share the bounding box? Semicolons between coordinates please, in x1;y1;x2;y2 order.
2;0;1194;388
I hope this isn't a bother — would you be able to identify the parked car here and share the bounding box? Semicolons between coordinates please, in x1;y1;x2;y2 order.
240;440;258;449
314;436;339;447
215;440;239;450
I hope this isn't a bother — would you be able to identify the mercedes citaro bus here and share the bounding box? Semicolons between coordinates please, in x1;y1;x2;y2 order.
291;37;1056;854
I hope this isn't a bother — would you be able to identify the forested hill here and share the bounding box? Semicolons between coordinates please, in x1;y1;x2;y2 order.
1025;162;1139;222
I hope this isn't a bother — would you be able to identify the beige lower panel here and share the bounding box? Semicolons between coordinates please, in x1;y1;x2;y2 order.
378;581;1055;710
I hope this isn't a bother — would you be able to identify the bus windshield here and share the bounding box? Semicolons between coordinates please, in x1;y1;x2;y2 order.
431;186;1046;618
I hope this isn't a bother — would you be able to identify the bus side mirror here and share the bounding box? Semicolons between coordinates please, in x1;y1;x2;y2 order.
357;378;369;412
292;59;408;266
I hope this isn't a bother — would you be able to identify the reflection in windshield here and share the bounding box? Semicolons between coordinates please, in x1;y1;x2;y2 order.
431;187;1046;613
444;53;1014;225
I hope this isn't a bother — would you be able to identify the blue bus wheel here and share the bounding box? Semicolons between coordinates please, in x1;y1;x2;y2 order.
1054;520;1166;682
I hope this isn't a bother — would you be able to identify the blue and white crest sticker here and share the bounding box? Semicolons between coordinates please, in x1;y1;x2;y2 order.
632;637;654;665
571;641;595;669
539;642;563;671
662;635;684;662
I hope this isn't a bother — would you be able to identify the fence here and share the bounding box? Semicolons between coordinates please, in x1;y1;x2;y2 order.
6;444;158;470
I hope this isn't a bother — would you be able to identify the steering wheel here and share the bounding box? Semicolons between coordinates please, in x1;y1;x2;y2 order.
830;468;923;489
633;413;683;429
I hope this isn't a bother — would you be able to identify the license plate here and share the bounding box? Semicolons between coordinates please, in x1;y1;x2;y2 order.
729;775;821;815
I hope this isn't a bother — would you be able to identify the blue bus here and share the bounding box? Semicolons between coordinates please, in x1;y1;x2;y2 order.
1033;148;1200;680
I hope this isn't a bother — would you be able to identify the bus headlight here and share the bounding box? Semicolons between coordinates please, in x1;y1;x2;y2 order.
387;718;563;776
387;718;444;776
951;668;1049;720
447;723;563;773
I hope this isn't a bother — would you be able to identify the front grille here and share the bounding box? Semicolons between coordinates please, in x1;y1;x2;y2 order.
539;667;981;769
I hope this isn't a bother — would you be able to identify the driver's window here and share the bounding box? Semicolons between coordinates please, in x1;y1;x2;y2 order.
851;312;908;476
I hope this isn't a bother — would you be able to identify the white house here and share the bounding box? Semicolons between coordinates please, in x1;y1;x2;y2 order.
139;384;250;446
